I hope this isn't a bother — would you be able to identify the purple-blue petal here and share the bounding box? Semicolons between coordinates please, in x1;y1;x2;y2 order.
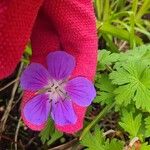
66;77;96;106
20;63;51;91
46;51;75;80
23;94;50;125
51;100;77;125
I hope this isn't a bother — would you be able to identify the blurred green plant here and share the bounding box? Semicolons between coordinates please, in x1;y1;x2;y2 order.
95;0;150;52
21;44;32;64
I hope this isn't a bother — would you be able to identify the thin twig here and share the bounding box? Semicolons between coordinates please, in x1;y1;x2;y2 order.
0;78;19;92
25;137;36;148
124;137;141;150
119;41;127;51
11;92;23;110
19;139;25;150
49;138;78;150
129;137;139;148
15;117;21;150
0;62;24;134
103;129;115;136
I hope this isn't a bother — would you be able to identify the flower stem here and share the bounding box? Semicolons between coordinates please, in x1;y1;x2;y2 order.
79;102;115;140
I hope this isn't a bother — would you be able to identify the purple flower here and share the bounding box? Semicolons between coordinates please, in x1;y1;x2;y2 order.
20;51;96;126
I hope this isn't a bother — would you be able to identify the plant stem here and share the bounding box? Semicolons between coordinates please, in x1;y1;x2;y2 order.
136;0;150;21
79;102;115;140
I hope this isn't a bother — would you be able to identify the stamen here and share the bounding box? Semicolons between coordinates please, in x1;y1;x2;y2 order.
51;83;54;87
55;86;58;90
49;99;52;103
59;89;65;94
39;79;68;103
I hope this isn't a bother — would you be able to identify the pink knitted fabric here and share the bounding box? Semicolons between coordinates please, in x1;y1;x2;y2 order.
0;0;97;133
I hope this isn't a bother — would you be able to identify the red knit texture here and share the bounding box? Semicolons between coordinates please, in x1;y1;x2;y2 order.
0;0;43;79
0;0;98;133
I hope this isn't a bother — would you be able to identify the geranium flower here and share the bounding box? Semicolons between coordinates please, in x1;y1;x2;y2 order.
20;51;96;129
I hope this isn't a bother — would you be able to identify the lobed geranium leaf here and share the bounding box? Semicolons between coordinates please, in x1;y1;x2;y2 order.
47;130;63;146
110;60;150;111
98;50;119;71
114;44;150;69
94;74;116;105
39;118;63;145
39;118;55;144
80;126;123;150
119;111;142;139
80;126;105;150
105;139;124;150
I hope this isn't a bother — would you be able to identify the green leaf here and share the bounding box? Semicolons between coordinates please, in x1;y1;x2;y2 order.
110;60;150;111
39;118;55;144
98;50;119;71
136;0;150;21
80;126;124;150
103;0;110;21
144;117;150;138
80;126;105;150
94;74;116;105
47;130;63;146
125;44;150;62
100;23;143;45
141;143;150;150
119;111;142;138
95;0;104;21
105;139;124;150
25;44;32;56
115;44;150;69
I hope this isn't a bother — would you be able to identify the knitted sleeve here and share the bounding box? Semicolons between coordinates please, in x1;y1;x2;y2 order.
21;0;97;133
0;0;43;79
43;0;98;81
42;0;98;133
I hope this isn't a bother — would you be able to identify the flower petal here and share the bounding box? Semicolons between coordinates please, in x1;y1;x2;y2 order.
23;94;50;126
51;100;77;125
66;77;96;106
20;63;51;91
56;103;86;133
46;51;75;80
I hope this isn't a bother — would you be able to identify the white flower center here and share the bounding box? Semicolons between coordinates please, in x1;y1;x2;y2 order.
37;79;68;103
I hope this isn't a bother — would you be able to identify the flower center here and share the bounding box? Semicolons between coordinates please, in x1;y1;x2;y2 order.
37;79;68;102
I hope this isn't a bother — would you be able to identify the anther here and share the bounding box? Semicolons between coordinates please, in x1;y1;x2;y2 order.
55;86;58;90
47;89;51;92
51;83;54;87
